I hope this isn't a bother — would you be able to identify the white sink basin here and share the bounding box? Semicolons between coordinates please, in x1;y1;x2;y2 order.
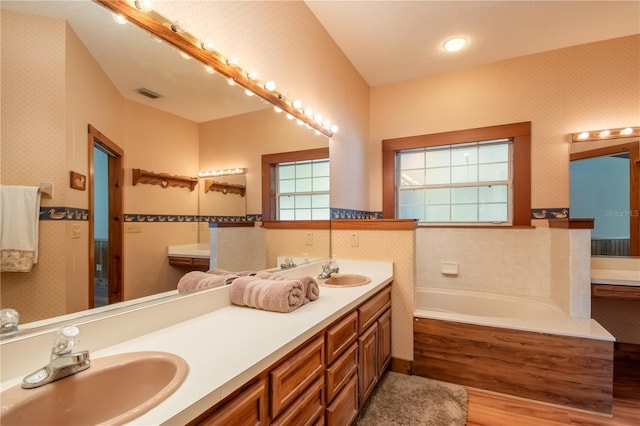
0;351;188;426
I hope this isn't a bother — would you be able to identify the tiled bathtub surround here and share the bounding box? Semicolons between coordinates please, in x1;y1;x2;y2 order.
415;226;592;318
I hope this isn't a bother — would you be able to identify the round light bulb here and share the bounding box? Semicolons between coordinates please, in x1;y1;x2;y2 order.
274;106;282;113
577;132;589;140
599;130;611;137
330;124;339;133
201;40;215;51
245;89;254;97
620;127;633;135
265;81;276;91
443;37;467;52
204;65;215;74
293;100;302;109
304;107;313;117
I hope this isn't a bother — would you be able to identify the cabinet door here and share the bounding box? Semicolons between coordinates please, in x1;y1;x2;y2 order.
377;308;392;374
325;373;358;426
358;323;378;408
270;335;324;418
271;377;324;426
197;378;268;426
326;311;358;365
326;342;358;402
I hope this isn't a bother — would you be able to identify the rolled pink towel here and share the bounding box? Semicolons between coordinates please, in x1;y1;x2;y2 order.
255;272;319;303
178;271;238;294
230;276;305;313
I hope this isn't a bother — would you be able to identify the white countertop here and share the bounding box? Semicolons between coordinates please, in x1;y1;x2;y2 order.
591;269;640;287
590;257;640;287
167;243;211;258
1;260;393;425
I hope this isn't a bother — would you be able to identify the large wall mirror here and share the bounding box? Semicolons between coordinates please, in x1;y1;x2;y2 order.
1;0;330;333
570;139;639;257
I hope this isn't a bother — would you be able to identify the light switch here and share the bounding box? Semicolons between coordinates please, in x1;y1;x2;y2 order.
71;224;81;239
441;261;459;276
350;232;359;247
304;233;313;245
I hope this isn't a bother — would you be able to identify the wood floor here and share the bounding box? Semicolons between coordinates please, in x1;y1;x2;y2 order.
465;350;640;425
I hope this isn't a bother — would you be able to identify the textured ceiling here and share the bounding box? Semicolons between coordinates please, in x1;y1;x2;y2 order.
305;1;640;86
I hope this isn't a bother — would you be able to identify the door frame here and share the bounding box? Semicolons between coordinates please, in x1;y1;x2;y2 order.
570;142;639;256
88;124;124;307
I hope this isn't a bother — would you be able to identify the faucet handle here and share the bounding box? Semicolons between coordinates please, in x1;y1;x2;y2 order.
52;326;81;356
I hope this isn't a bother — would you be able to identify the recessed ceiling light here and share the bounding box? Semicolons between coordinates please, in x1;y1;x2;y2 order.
443;37;467;52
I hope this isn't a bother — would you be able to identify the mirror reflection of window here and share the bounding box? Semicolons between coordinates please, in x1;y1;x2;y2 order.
570;154;630;256
276;158;330;220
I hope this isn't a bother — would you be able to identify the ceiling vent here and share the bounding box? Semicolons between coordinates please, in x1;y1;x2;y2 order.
136;88;162;99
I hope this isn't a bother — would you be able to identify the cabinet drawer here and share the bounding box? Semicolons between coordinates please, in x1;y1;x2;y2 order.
168;256;193;266
358;286;391;333
326;311;358;365
197;378;267;426
325;373;358;426
326;342;358;402
270;335;325;418
271;377;324;426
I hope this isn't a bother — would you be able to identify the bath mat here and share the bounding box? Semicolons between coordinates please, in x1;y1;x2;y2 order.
355;371;468;426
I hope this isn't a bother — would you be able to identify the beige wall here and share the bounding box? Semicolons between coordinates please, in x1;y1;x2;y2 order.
369;35;639;212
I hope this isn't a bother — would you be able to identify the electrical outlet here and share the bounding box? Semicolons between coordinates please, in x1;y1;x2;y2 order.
125;223;142;233
304;232;313;245
350;232;359;247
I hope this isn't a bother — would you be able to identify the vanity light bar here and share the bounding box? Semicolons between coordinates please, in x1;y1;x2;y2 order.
198;168;247;178
571;126;639;142
94;0;336;138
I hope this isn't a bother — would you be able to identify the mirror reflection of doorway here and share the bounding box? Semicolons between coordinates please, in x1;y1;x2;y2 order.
570;142;639;256
93;147;109;307
88;125;124;308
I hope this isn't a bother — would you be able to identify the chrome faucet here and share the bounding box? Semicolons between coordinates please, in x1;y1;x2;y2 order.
0;308;20;338
280;257;296;269
22;326;90;389
318;256;340;279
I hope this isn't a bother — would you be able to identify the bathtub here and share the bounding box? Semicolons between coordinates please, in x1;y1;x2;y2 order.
414;287;614;340
413;287;615;414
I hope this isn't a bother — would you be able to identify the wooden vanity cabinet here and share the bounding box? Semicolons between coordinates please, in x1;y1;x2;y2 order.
192;283;392;426
168;256;210;271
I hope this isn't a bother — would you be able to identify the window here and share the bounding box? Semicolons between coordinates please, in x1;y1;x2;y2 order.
397;139;512;224
262;148;330;221
276;158;330;220
383;122;531;226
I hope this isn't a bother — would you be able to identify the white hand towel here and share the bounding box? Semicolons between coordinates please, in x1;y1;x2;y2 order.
0;185;41;272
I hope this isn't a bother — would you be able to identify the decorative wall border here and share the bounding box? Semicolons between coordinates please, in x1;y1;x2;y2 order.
530;208;570;220
40;207;572;222
39;207;89;221
331;208;382;220
38;207;261;223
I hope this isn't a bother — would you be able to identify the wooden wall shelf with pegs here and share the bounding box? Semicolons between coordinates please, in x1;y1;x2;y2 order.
132;169;198;191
